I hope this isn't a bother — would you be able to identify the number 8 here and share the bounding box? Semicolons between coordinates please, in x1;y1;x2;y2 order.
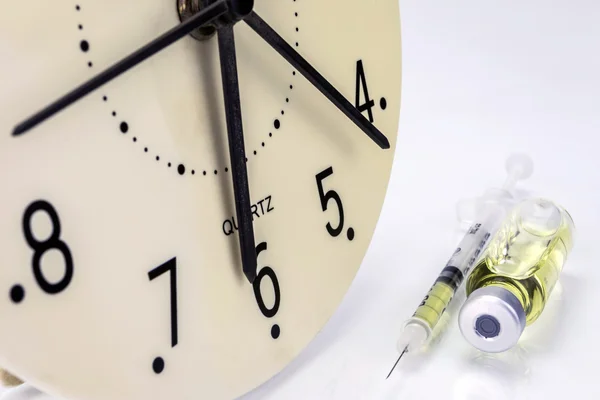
23;200;74;294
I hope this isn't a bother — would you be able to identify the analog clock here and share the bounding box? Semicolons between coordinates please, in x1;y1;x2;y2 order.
0;0;401;399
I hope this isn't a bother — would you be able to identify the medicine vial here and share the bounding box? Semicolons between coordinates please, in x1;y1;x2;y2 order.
458;198;575;352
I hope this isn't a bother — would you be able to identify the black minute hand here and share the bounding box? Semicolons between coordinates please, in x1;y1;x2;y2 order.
217;24;257;284
244;11;390;149
12;0;229;137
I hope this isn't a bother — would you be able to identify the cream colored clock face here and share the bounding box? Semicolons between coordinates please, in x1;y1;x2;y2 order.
0;0;401;399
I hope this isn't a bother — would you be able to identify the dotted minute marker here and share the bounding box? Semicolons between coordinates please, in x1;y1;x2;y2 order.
73;2;300;181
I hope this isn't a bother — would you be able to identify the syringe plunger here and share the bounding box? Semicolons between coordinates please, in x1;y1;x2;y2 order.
503;153;534;192
456;153;534;225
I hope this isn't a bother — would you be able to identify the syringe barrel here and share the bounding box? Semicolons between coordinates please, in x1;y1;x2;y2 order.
447;204;506;278
410;205;506;337
410;281;454;334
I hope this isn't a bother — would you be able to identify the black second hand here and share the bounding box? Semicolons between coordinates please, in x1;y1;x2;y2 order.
244;11;390;150
13;0;229;137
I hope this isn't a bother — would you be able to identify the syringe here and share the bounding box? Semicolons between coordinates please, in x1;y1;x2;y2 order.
386;154;533;379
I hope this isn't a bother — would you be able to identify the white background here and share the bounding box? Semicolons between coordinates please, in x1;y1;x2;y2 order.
243;1;600;399
1;1;599;399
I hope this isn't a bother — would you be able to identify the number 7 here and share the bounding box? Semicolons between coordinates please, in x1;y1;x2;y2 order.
148;257;178;348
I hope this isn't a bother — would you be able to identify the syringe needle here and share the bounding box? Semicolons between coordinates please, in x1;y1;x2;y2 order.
385;345;408;380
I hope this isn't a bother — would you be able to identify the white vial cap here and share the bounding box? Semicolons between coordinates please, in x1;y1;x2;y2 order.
458;286;527;353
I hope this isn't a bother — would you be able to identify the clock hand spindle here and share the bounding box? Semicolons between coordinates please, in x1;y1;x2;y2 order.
217;24;257;284
244;11;390;150
12;0;230;137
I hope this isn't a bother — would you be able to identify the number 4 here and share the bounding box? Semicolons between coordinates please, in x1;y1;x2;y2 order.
355;60;375;123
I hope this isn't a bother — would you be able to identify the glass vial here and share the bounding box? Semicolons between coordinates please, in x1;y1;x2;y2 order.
458;198;575;352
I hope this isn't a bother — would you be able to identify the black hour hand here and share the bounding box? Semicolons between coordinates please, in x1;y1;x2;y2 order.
217;24;257;284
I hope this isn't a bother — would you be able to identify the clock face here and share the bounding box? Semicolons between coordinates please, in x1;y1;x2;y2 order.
0;0;401;399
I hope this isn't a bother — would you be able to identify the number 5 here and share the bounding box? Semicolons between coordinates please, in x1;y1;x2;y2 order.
315;167;345;237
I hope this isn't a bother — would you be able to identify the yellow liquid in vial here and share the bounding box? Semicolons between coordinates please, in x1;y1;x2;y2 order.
466;199;574;325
